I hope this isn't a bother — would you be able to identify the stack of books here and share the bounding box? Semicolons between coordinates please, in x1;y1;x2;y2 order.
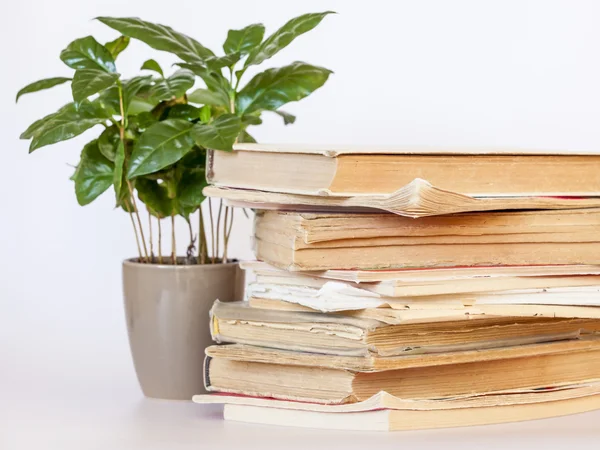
196;144;600;431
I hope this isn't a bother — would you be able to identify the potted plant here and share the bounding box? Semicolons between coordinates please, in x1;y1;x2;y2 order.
16;12;334;400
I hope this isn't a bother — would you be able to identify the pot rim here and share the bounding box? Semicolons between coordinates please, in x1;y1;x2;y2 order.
123;257;241;270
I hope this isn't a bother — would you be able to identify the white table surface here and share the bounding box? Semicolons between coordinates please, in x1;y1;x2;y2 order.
2;294;600;449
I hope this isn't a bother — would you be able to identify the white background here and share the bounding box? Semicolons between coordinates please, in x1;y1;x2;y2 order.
2;0;600;447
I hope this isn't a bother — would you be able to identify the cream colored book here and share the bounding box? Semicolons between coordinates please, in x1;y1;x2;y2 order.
196;382;600;412
203;347;600;404
241;260;600;282
252;209;600;270
205;336;600;372
255;208;600;248
255;237;600;271
207;144;600;196
218;394;600;431
210;301;599;356
196;381;600;430
243;261;600;298
203;182;600;218
246;279;600;312
249;297;600;321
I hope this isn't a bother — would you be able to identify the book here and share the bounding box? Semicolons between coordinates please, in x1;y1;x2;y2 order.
211;391;600;431
255;208;600;247
204;181;600;218
205;336;600;372
210;301;599;356
255;237;600;271
253;208;600;270
242;260;600;283
248;297;600;321
196;382;600;412
243;260;600;298
207;144;600;196
203;344;600;404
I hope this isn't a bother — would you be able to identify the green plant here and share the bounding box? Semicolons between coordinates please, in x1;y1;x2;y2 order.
17;12;334;264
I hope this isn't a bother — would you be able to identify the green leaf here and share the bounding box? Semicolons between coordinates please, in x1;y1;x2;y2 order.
105;35;130;59
129;112;157;131
98;126;120;161
273;109;296;125
96;17;214;64
191;114;241;151
204;53;241;70
236;62;332;115
245;12;334;67
60;36;116;73
136;178;175;218
140;59;164;77
148;69;195;102
28;102;110;152
166;104;200;121
74;140;114;205
241;114;262;126
223;23;265;55
178;146;207;169
71;69;119;104
113;140;126;200
16;77;71;103
19;102;75;139
96;75;154;115
175;63;230;97
129;98;155;115
187;88;228;106
128;119;195;178
237;129;257;143
178;168;207;207
123;75;155;112
199;105;211;123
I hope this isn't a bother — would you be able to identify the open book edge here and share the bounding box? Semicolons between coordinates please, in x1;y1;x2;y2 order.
231;143;600;157
195;382;600;412
203;179;600;218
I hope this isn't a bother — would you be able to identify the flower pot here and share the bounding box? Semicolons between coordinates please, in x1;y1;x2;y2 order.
122;259;245;400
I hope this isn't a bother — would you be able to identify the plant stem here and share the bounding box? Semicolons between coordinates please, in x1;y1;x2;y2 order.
186;219;195;262
223;207;234;263
171;215;176;265
215;200;223;264
222;206;229;263
157;218;163;264
127;201;143;262
199;207;207;264
127;180;149;263
148;211;154;263
209;199;215;264
117;80;147;264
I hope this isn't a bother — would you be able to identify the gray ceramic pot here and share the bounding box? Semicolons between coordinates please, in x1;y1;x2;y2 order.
122;259;245;400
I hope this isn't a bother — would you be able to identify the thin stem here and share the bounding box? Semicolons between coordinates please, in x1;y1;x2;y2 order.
127;180;149;263
186;219;195;262
127;201;143;261
209;199;215;264
117;80;147;264
148;211;154;263
223;207;234;264
171;215;176;265
222;206;229;263
215;200;223;264
171;215;177;265
199;207;207;265
157;218;163;264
